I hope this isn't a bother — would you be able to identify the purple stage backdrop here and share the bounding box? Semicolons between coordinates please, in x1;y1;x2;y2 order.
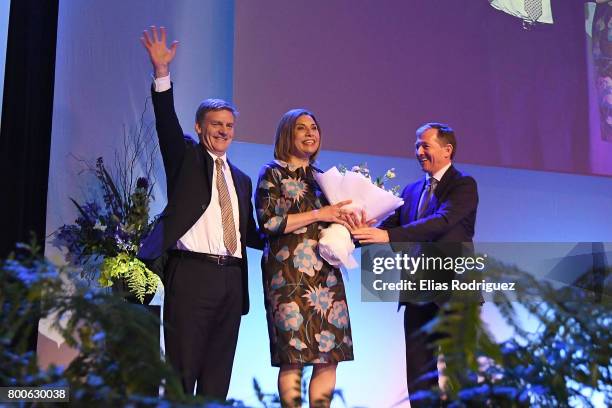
234;0;609;176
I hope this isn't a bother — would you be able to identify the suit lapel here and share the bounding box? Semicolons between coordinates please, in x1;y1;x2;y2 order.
406;166;456;222
434;165;456;202
202;147;214;189
418;165;456;218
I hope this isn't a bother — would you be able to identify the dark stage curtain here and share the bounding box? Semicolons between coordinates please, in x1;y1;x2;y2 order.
0;0;59;258
0;0;59;357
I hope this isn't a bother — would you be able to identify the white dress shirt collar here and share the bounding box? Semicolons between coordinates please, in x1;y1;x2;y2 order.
426;162;452;184
208;150;228;169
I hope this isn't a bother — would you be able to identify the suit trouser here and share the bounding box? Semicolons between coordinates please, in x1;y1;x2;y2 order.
163;253;242;400
403;302;442;401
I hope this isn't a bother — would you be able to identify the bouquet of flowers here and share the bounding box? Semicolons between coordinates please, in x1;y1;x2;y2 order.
53;158;160;303
338;163;401;196
53;102;161;303
314;163;404;269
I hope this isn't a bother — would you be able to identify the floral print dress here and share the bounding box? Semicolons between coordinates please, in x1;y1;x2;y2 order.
255;160;354;367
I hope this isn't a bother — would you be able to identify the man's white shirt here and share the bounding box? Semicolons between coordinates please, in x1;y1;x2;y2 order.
427;162;452;186
155;74;242;257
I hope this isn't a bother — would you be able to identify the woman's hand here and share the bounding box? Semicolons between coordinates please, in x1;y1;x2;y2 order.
314;200;353;226
283;200;352;233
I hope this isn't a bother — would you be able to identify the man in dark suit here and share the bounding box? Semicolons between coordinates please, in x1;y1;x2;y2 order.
137;26;262;400
352;123;478;402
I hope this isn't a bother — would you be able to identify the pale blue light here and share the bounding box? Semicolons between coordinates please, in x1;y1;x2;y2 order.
0;0;11;123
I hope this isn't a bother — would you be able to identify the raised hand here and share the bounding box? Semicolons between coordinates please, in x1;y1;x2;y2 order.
140;26;179;78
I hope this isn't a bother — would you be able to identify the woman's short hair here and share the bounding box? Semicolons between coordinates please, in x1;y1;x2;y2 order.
274;108;321;163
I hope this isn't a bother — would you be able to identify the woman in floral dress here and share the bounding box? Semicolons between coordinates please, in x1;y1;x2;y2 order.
255;109;354;406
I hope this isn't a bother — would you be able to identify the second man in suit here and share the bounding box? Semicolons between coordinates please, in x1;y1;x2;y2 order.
352;123;478;403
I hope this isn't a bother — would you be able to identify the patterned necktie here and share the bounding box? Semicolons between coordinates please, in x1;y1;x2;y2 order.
524;0;542;23
417;178;437;220
215;158;237;255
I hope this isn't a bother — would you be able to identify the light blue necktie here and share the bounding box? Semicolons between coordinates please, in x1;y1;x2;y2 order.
417;178;437;220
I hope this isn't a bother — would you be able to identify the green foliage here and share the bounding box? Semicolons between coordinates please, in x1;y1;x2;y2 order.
1;240;250;406
1;241;170;403
412;256;612;407
99;253;161;303
125;179;151;236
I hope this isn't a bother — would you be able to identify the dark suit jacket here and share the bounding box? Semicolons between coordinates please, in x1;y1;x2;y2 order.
381;165;479;304
381;165;477;243
138;86;262;315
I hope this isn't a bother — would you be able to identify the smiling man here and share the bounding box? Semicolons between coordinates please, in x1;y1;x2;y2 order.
352;122;479;401
137;26;263;401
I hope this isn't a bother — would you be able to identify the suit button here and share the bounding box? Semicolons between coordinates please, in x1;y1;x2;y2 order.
201;204;206;210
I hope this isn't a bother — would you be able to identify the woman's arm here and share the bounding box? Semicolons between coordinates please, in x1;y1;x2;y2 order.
283;201;352;233
255;165;351;236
